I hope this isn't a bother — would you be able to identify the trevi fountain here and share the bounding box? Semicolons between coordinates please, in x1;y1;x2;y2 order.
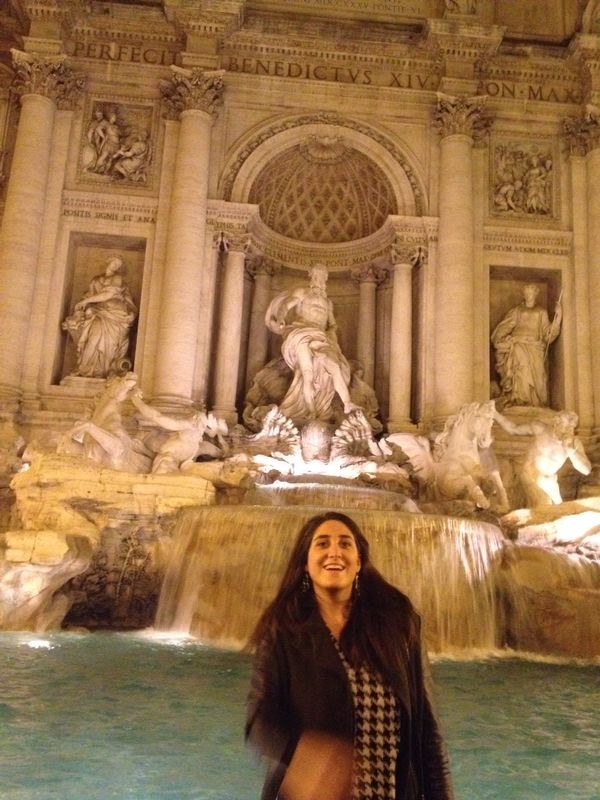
0;1;600;798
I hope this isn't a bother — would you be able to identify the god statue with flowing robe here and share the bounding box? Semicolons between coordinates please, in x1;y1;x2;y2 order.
491;283;561;408
265;265;356;426
63;255;137;378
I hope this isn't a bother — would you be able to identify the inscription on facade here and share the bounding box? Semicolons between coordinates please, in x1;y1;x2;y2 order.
483;233;570;257
67;40;176;66
62;208;156;224
224;55;437;90
266;0;432;14
483;81;581;104
224;56;580;103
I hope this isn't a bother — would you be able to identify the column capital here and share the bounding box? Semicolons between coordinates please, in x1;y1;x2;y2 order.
160;66;224;119
245;256;280;280
350;263;387;286
434;92;493;142
563;108;600;156
10;49;85;108
217;227;250;254
391;242;427;267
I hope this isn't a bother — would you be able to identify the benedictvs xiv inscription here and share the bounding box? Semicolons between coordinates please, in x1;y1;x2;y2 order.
225;56;434;89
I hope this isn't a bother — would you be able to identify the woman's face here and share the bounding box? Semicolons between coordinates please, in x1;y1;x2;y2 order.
306;519;361;596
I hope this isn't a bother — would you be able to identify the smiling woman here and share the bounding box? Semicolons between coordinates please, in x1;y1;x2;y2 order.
245;511;455;800
306;518;362;632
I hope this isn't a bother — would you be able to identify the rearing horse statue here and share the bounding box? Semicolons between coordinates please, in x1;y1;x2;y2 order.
387;401;510;511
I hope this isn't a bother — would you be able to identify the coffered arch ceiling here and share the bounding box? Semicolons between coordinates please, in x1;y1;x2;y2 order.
248;135;398;244
223;114;426;245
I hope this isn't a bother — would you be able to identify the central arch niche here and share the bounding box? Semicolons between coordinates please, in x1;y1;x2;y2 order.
248;135;398;244
222;114;426;223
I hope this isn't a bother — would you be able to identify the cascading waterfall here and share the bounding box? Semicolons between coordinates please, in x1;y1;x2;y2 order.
154;505;506;652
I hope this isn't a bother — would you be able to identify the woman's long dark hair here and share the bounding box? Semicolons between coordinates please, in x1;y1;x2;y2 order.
247;511;418;686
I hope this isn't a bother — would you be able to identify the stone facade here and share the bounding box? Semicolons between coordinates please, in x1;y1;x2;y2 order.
0;0;597;440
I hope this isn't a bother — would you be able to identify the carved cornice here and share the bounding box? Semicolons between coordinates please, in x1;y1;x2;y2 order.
479;54;581;87
237;212;434;273
22;0;80;23
240;9;419;49
207;199;259;226
424;18;505;66
159;65;224;118
224;34;439;74
433;92;492;140
170;4;244;36
10;49;86;108
247;212;390;271
69;23;181;49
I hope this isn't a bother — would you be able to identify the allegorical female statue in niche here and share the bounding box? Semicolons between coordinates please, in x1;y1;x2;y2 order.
491;283;562;408
63;255;137;378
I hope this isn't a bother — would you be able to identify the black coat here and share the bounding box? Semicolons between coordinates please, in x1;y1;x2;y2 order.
246;608;454;800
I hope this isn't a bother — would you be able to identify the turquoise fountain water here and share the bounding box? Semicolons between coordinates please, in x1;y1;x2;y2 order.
0;631;598;800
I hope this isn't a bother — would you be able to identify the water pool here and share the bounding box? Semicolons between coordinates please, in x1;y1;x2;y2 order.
0;632;598;800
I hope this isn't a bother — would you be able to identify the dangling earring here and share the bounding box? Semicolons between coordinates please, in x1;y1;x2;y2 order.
301;572;311;592
353;573;360;596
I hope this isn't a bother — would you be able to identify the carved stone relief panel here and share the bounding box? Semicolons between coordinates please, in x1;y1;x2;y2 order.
58;233;146;382
490;136;558;222
79;99;155;189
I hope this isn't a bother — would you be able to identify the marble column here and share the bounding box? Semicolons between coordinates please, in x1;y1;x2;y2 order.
433;94;491;421
153;67;224;406
193;226;221;404
387;247;417;431
212;231;248;424
245;257;277;389
561;118;595;430
582;120;600;429
0;50;84;407
351;264;385;388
